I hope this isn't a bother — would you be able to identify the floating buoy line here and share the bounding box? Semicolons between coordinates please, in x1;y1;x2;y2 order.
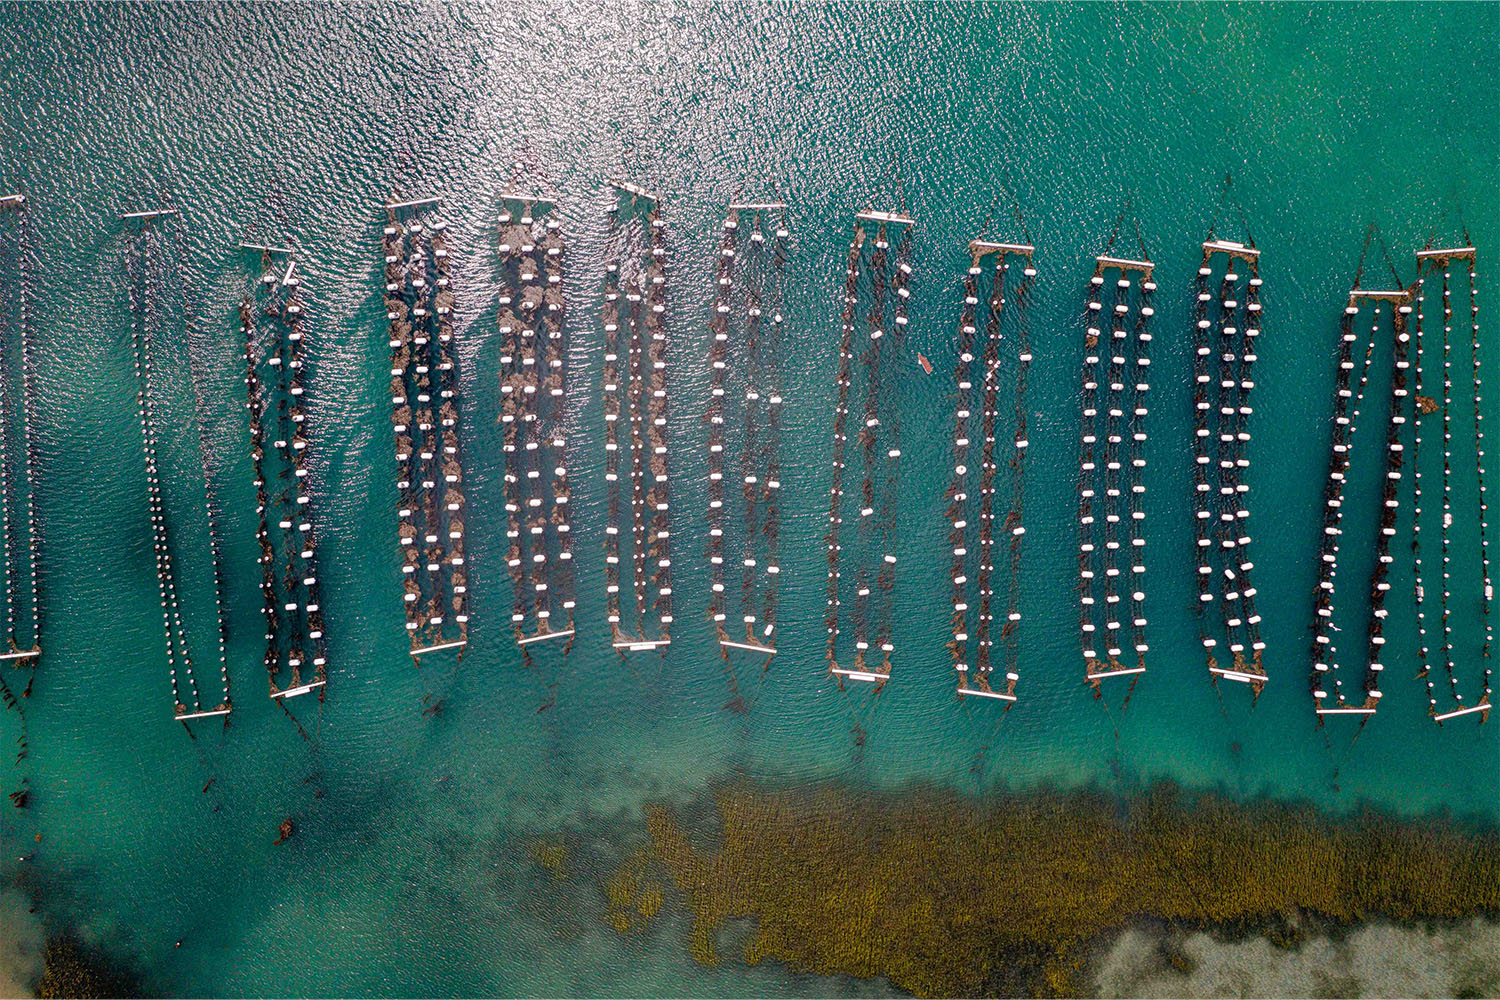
943;236;1035;707
497;191;576;655
0;191;41;809
1192;235;1267;696
705;200;789;712
238;243;329;704
600;180;673;655
1076;230;1155;704
823;206;913;742
381;195;470;666
1309;233;1410;721
122;206;232;724
1412;239;1491;724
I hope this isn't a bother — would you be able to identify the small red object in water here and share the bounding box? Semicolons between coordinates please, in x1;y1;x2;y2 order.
917;353;933;375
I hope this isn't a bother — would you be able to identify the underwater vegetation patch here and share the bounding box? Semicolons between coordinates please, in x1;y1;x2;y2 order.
607;781;1500;997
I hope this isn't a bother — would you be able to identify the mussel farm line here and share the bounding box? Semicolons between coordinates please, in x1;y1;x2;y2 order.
824;209;913;692
1076;251;1155;695
1192;238;1267;694
600;181;673;654
943;239;1035;704
239;245;329;701
497;194;575;651
1309;279;1411;719
382;197;470;659
1413;243;1492;724
123;208;231;722
706;202;788;694
0;192;40;810
0;193;40;670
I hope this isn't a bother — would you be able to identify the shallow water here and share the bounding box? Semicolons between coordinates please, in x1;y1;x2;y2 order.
0;2;1496;996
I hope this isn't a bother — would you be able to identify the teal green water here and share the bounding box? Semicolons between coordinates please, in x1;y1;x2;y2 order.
0;2;1497;995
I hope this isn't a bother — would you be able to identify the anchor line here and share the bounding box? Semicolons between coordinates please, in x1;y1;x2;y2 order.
175;235;231;712
15;204;40;650
242;300;284;690
1126;272;1154;674
498;213;538;638
644;210;672;643
130;227;201;716
1191;258;1215;668
945;259;984;688
1001;256;1036;696
851;225;888;675
970;255;1006;692
1311;296;1386;713
706;211;737;642
757;214;788;643
874;227;911;673
600;221;626;642
824;230;861;670
539;215;575;637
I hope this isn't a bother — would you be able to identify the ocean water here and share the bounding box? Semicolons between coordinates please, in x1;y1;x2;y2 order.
0;2;1497;996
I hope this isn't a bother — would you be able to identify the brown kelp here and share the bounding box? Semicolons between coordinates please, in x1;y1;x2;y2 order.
616;780;1500;998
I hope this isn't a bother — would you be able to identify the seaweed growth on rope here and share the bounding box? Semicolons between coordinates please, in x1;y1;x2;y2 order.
497;191;576;659
705;199;788;712
599;180;673;656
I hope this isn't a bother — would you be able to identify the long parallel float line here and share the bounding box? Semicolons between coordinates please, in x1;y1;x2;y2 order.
601;180;672;653
1193;238;1267;693
239;245;328;700
1414;243;1491;724
381;196;469;659
122;208;230;721
0;193;40;667
1309;281;1412;718
709;202;788;673
827;207;913;689
497;193;575;649
1077;252;1155;692
944;239;1035;704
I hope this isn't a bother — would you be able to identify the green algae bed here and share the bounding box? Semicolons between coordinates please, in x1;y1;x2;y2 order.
602;781;1500;997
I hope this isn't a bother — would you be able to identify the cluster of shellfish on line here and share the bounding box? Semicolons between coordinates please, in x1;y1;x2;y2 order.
0;185;1489;733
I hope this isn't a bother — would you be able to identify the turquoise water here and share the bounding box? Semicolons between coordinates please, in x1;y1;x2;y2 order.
0;2;1497;995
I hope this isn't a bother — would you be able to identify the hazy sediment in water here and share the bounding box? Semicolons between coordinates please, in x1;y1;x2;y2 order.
587;779;1500;997
1091;919;1500;999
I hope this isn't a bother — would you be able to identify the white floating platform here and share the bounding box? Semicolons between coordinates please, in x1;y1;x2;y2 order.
607;179;659;202
855;209;915;227
501;191;556;206
720;638;777;655
614;638;671;652
1349;289;1410;302
1203;240;1259;258
1434;701;1490;722
0;194;24;206
175;706;232;721
831;666;890;683
121;208;179;220
1416;247;1476;260
0;647;40;661
385;196;442;210
240;241;296;254
1096;255;1154;272
1210;665;1266;685
270;678;327;699
518;628;575;646
411;638;467;656
958;685;1017;702
1087;665;1146;680
971;239;1035;257
1315;706;1377;715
